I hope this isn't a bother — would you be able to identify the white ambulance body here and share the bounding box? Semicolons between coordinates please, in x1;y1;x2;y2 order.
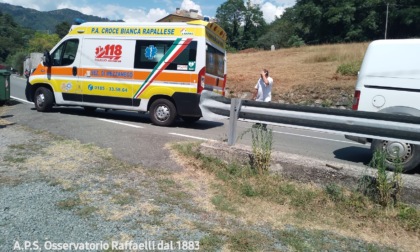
346;39;420;171
27;21;227;126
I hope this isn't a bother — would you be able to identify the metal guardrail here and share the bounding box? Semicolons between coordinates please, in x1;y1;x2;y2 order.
199;91;420;146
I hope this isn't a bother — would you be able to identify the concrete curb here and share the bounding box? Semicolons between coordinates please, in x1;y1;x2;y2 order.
200;141;420;206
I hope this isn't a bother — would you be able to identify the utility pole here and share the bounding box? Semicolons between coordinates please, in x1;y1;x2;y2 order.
385;3;389;39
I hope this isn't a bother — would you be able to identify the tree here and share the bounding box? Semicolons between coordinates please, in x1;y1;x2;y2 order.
346;0;382;41
216;0;266;50
288;0;321;44
242;0;267;49
257;0;418;48
386;0;420;39
6;51;27;74
55;21;71;38
0;12;29;62
257;6;308;49
216;0;246;50
282;0;387;44
27;32;60;53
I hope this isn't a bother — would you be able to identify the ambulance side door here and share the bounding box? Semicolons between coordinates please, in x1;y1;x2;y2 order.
79;38;136;106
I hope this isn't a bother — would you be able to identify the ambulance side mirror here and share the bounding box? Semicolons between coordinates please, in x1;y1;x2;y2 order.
43;50;52;67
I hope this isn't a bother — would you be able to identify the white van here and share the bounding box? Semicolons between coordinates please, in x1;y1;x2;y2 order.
346;39;420;172
27;20;227;126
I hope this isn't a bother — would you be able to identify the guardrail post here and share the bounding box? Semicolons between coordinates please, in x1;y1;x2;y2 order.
228;98;242;146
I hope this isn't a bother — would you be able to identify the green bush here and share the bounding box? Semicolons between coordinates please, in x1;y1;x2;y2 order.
250;126;273;174
287;35;305;48
336;61;362;76
367;150;403;207
241;182;258;197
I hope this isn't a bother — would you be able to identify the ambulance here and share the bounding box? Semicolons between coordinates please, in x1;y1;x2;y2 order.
27;20;227;126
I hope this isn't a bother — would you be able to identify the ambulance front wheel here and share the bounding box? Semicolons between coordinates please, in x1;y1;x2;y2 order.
150;98;177;126
34;87;54;112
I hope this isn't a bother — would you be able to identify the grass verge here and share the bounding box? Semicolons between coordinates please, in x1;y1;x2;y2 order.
172;142;420;251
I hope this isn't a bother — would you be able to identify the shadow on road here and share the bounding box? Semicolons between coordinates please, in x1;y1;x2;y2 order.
0;108;16;129
38;107;224;130
333;146;372;166
2;99;22;107
1;114;14;119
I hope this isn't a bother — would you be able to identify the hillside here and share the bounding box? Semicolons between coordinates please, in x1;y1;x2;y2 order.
0;3;113;32
226;42;370;107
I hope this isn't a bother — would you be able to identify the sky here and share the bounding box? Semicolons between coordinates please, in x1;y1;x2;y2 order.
0;0;296;23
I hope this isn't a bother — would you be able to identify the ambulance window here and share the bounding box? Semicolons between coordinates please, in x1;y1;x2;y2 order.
134;40;197;70
51;39;79;66
206;44;224;78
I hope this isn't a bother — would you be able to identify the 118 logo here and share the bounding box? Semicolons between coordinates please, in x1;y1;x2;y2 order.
95;44;122;62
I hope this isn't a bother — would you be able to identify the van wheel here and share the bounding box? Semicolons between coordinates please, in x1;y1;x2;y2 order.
181;116;200;123
34;87;54;112
371;139;420;172
150;99;176;126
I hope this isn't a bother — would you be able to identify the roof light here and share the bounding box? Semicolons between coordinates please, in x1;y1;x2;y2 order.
74;18;85;25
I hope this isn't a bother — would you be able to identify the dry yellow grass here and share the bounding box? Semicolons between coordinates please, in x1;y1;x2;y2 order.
171;143;420;252
226;42;370;103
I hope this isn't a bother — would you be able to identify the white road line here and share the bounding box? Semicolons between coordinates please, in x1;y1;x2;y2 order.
97;119;144;128
11;96;32;104
169;133;209;141
272;130;365;145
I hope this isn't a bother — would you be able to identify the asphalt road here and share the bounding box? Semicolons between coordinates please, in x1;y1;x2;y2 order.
7;75;372;169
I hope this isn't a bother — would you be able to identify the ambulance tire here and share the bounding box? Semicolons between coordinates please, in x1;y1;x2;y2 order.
34;87;54;112
150;99;177;126
181;116;200;123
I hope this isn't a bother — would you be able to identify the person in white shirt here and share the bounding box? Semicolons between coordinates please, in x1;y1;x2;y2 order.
251;69;273;130
252;69;273;102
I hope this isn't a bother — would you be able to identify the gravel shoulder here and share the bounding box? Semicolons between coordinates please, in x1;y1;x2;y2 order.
1;106;215;251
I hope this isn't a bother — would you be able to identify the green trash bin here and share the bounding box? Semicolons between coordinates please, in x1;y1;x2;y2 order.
0;70;11;106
